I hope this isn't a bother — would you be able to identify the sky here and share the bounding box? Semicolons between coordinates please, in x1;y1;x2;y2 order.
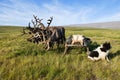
0;0;120;26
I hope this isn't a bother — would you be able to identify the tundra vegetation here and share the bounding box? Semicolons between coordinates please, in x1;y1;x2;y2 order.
0;26;120;80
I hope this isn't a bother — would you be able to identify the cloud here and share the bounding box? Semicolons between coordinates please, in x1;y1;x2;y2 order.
95;12;120;23
0;0;120;26
0;0;42;26
42;0;94;25
0;0;94;26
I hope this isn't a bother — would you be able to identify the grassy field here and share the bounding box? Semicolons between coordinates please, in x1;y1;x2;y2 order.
0;26;120;80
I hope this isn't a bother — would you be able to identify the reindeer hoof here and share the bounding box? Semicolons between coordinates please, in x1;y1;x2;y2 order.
46;47;50;51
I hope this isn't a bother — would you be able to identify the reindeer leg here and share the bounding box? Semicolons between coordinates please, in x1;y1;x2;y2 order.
88;56;95;61
43;41;48;49
80;40;84;46
50;42;54;49
63;46;68;56
57;41;60;49
71;41;74;45
105;56;110;63
46;42;50;51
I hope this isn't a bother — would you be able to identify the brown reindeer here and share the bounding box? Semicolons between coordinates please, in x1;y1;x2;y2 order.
26;15;66;50
43;17;65;50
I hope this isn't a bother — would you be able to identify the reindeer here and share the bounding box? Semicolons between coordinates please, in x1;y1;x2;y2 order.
43;17;66;50
25;15;45;44
44;27;65;50
66;35;91;46
26;15;66;51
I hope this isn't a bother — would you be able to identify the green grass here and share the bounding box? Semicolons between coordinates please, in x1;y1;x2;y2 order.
0;26;120;80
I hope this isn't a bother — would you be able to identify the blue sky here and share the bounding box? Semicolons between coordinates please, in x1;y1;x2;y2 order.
0;0;120;26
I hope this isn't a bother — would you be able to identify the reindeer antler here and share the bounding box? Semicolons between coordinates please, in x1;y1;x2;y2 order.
33;15;38;26
31;19;36;30
33;15;45;29
36;18;46;29
37;18;43;23
28;22;31;28
47;16;53;27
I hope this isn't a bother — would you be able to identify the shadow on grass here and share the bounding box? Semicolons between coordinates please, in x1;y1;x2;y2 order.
87;42;100;51
6;42;101;59
6;44;66;59
6;46;47;59
66;47;87;54
109;50;120;59
63;42;100;55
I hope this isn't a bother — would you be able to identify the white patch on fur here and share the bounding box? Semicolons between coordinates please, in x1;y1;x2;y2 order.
71;35;84;45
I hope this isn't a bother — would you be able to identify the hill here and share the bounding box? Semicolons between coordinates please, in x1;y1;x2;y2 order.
68;21;120;29
0;26;120;80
